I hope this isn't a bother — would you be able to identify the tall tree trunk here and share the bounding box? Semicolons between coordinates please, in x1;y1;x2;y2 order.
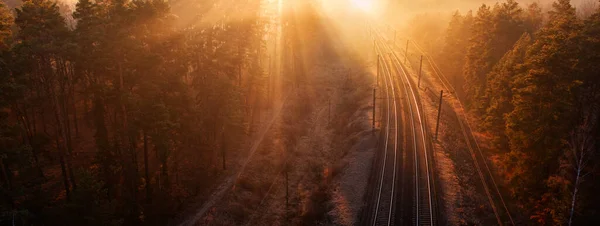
569;167;581;226
143;131;151;203
162;160;169;190
119;63;139;221
157;140;169;191
36;89;48;135
568;118;597;226
221;128;227;170
57;139;71;201
0;158;11;190
41;109;47;135
71;82;79;137
0;156;13;211
66;157;77;190
62;94;73;154
62;85;77;190
93;95;111;198
23;107;33;138
56;60;78;190
51;82;76;195
60;64;74;156
31;105;37;135
14;103;45;179
130;136;139;225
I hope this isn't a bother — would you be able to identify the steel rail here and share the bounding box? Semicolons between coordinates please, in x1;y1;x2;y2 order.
371;37;400;226
374;27;436;226
371;40;393;226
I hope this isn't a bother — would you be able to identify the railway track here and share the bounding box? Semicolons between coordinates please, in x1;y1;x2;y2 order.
368;35;400;226
403;40;515;225
383;36;436;226
361;26;437;226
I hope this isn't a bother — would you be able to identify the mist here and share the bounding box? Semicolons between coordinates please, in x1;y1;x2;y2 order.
383;0;596;25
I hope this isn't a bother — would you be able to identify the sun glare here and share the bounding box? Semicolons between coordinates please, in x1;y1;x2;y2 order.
351;0;373;12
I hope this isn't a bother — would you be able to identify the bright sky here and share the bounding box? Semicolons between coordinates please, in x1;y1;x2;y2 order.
351;0;373;12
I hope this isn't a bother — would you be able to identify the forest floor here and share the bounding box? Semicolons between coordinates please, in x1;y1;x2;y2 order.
175;98;289;226
183;50;373;226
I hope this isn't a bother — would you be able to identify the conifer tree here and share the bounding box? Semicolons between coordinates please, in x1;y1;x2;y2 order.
14;0;76;200
483;33;531;151
463;4;493;110
441;11;468;88
524;2;543;34
505;0;582;222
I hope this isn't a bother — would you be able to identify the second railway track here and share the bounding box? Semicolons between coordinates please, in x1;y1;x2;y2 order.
406;40;514;226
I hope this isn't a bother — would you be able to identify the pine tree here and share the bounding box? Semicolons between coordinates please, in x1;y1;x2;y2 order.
441;11;468;89
490;0;525;64
524;2;543;34
579;4;600;109
505;0;582;222
0;2;11;50
1;0;278;223
483;33;531;151
0;1;15;214
14;0;76;200
564;6;600;225
463;4;493;110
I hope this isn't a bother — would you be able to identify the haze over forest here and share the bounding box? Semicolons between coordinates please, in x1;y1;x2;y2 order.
1;0;599;225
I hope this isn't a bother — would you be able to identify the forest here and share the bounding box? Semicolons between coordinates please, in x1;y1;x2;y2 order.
2;0;600;224
426;0;600;224
0;0;273;224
